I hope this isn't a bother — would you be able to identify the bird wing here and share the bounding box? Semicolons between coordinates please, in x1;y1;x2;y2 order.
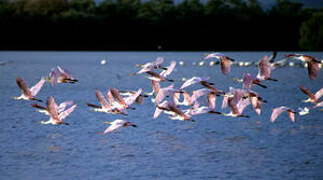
31;103;47;110
46;96;60;122
250;96;261;115
287;111;295;123
57;66;72;77
135;96;144;105
180;77;209;89
95;89;111;109
16;77;32;97
221;95;229;109
125;88;142;105
30;77;45;96
168;102;187;118
59;104;77;120
299;85;315;100
237;98;250;114
153;101;169;118
110;88;127;107
206;92;216;109
203;53;225;60
154;84;175;104
312;101;323;108
49;68;58;86
220;56;231;75
307;61;319;80
151;80;160;94
314;88;323;100
270;106;290;123
57;100;74;113
103;122;124;134
257;55;271;79
191;88;209;102
160;61;176;77
242;73;254;89
152;57;164;66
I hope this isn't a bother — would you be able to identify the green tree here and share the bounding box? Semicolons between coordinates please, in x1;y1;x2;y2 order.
299;12;323;50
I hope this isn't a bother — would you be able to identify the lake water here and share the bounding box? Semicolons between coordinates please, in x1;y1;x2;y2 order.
0;51;323;179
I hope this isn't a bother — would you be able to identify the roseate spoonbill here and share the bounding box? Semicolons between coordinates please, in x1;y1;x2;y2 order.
145;71;174;82
12;77;45;102
40;96;77;125
298;85;323;104
270;106;295;123
257;55;277;81
119;90;149;105
130;57;166;76
154;83;182;104
217;88;250;118
98;119;137;134
180;76;211;89
160;101;195;121
109;87;141;110
203;53;235;75
284;54;320;79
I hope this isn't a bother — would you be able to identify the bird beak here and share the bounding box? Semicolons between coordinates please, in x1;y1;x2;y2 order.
131;124;137;127
104;121;111;124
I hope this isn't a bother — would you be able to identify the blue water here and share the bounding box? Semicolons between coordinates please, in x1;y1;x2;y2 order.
0;51;323;179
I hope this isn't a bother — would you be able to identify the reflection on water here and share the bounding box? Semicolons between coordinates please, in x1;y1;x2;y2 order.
0;51;323;179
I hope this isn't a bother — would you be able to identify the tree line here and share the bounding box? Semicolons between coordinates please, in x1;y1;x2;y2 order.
0;0;322;51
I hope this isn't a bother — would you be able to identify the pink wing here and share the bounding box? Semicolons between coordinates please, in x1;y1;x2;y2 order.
287;111;295;123
151;80;160;94
203;53;225;60
307;61;319;80
257;55;271;80
312;101;323;109
180;76;209;89
59;104;77;120
103;122;124;134
49;68;58;87
57;100;74;113
95;89;111;109
110;88;127;107
314;88;323;100
160;61;176;77
46;96;60;122
30;77;45;96
221;95;229;109
153;101;169;118
206;92;216;109
16;77;32;97
270;106;291;123
57;66;72;77
220;57;231;75
125;88;142;105
242;73;254;89
154;84;175;104
237;98;250;114
250;97;261;115
191;88;209;103
152;57;164;66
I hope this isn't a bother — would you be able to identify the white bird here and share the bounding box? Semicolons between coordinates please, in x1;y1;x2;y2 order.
130;57;166;76
98;119;137;134
12;77;45;102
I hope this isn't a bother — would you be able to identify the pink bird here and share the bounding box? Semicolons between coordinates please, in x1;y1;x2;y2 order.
299;85;323;104
49;66;78;85
257;55;277;81
40;96;77;125
270;106;296;123
98;119;137;134
130;57;166;76
284;54;320;80
218;88;250;118
203;53;235;75
154;83;182;104
12;77;45;102
109;87;142;110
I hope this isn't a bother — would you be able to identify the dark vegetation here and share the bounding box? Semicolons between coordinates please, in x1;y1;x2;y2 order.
0;0;322;51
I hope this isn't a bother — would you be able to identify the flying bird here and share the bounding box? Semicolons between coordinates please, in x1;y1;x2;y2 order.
98;119;137;134
299;85;323;104
130;57;166;76
284;54;320;79
270;106;295;123
12;77;45;102
203;53;235;75
40;96;77;125
257;55;277;81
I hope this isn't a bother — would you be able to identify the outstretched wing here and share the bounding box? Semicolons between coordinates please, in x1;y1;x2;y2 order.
95;89;111;109
299;85;315;100
16;77;32;97
160;61;176;77
220;56;231;75
46;96;60;122
125;88;142;105
30;78;45;96
59;104;77;120
314;88;323;100
270;106;289;123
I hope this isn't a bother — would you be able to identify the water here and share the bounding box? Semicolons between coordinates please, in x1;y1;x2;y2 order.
0;51;323;179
